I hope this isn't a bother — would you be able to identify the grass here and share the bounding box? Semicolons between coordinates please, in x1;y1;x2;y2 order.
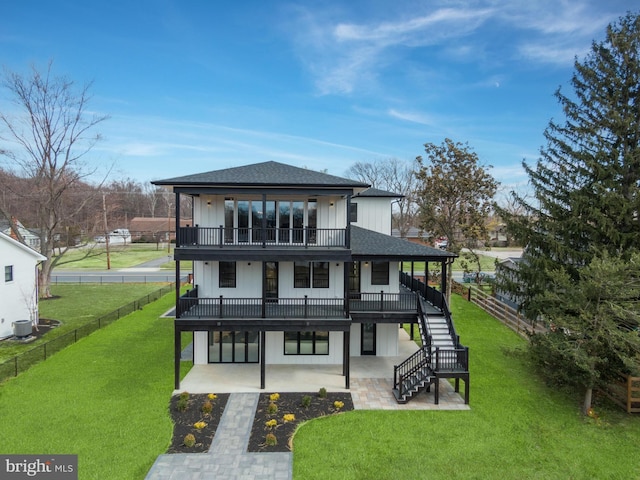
0;283;169;362
293;295;640;479
0;293;176;480
402;254;497;273
53;243;172;270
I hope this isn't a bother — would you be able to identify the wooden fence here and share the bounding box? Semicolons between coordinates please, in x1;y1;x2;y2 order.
603;375;640;413
455;281;545;337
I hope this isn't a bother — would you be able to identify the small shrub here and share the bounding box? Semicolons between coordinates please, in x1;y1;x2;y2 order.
265;433;277;446
183;434;196;448
179;391;190;401
301;395;312;408
202;400;213;414
318;387;327;398
194;421;207;430
283;413;295;423
267;402;278;415
270;392;280;402
265;419;277;429
334;400;344;410
177;397;188;412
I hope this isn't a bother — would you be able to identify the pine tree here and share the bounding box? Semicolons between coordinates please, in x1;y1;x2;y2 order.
497;13;640;318
496;13;640;414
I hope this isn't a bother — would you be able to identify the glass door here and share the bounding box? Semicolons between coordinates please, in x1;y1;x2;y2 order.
361;323;376;355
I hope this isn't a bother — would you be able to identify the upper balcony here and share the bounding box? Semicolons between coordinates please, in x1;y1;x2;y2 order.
177;226;348;249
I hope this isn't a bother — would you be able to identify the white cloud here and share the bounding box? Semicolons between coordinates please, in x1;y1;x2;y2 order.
388;108;436;126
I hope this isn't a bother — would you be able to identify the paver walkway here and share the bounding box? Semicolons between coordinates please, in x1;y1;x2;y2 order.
145;393;291;479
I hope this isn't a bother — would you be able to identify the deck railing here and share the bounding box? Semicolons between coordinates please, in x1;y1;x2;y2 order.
433;345;469;372
178;226;348;248
393;347;430;398
349;292;418;312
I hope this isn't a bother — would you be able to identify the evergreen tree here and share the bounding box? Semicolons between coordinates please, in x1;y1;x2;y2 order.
497;13;640;413
497;12;640;318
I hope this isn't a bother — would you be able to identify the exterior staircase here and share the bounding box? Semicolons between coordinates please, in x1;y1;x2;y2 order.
392;282;470;405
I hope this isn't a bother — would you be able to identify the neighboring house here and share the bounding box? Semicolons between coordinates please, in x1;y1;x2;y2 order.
0;210;41;252
0;231;47;339
153;161;469;403
392;227;430;244
495;257;523;310
128;217;193;242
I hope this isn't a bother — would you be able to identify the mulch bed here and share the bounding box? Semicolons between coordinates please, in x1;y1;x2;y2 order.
167;393;230;453
248;391;354;452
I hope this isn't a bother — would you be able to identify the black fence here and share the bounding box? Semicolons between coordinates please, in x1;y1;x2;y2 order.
0;284;175;384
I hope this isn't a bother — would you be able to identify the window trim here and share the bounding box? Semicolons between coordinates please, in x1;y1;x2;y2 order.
4;265;13;283
284;331;329;355
371;261;389;285
219;261;237;288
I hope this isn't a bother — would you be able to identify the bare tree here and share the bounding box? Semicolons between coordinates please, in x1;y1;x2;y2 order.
0;61;109;296
346;158;417;237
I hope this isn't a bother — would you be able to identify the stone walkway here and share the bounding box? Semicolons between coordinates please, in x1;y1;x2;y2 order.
145;393;291;479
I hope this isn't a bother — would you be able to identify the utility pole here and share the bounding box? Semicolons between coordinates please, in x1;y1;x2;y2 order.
103;193;111;270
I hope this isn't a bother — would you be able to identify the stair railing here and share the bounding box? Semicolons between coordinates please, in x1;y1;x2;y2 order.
393;348;429;399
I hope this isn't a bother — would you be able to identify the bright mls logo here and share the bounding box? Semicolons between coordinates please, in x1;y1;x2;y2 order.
1;455;77;479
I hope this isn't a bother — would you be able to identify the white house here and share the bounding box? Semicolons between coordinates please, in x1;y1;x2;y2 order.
0;231;47;339
153;161;469;403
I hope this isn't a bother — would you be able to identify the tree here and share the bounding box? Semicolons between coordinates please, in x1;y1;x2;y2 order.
346;158;418;238
495;13;640;414
529;253;640;415
0;61;109;296
414;138;498;293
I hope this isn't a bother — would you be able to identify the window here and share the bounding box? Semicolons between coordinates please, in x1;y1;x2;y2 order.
371;262;389;285
350;202;358;223
294;262;310;288
312;262;329;288
4;265;13;282
284;331;329;355
219;261;236;288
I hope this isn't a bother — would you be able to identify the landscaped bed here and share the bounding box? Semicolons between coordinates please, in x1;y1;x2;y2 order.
167;392;230;453
248;391;354;452
167;390;354;454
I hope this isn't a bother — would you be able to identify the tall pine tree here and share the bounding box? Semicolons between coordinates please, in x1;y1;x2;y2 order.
498;12;640;316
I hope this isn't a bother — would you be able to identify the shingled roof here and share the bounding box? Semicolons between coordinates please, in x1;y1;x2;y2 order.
153;161;369;188
354;187;402;198
351;226;456;261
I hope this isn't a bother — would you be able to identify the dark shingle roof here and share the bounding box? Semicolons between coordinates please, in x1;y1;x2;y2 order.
153;161;369;188
354;187;402;198
351;226;456;260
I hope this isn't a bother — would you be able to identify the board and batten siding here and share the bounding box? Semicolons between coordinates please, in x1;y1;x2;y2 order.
351;197;392;235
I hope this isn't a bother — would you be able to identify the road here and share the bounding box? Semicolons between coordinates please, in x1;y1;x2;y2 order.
51;257;190;284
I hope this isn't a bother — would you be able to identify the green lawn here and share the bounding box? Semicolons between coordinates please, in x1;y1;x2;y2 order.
0;284;169;362
0;294;176;480
53;243;172;269
293;295;640;479
402;254;497;273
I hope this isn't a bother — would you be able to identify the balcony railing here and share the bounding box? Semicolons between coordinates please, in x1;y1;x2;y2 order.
178;290;419;319
178;226;348;248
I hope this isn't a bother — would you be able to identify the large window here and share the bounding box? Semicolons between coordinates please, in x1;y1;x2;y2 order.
284;331;329;355
4;265;13;282
294;262;329;288
312;262;329;288
371;262;389;285
219;261;236;288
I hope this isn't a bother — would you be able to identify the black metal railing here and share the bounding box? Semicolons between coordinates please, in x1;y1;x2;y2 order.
349;291;418;312
433;345;469;372
178;294;347;319
178;226;348;248
393;347;431;398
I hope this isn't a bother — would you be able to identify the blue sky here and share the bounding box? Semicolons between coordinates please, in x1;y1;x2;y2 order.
0;1;634;197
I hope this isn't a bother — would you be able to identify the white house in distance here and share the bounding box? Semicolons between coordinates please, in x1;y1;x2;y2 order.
153;161;469;404
0;231;47;339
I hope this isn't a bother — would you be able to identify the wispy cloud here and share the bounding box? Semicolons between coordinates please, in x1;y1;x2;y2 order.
287;1;621;95
387;108;436;126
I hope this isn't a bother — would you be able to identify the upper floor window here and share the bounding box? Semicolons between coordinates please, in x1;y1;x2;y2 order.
350;203;358;223
5;265;13;282
294;262;330;288
219;261;236;288
371;262;389;285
